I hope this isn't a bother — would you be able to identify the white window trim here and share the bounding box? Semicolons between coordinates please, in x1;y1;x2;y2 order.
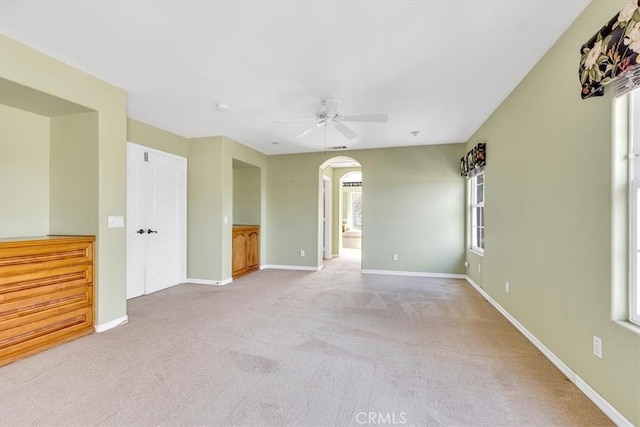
629;89;640;326
470;171;485;254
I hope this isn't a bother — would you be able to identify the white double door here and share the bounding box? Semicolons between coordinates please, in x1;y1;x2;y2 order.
127;143;186;299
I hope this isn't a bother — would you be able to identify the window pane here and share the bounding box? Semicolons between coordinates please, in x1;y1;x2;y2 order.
351;192;362;230
469;172;485;252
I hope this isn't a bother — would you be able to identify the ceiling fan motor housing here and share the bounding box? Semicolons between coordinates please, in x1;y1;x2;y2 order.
316;99;341;119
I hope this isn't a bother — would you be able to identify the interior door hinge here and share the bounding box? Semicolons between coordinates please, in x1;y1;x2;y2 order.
144;152;149;162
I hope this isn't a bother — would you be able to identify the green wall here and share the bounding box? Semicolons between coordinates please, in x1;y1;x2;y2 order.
233;164;261;226
0;35;128;326
464;1;639;424
187;136;225;280
266;153;324;267
266;144;466;273
0;104;50;237
127;118;188;157
49;112;99;235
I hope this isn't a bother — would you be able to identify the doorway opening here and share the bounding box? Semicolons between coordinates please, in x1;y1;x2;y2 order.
231;158;262;279
319;156;362;268
340;170;362;252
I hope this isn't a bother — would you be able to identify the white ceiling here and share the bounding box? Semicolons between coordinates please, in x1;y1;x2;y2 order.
0;1;590;155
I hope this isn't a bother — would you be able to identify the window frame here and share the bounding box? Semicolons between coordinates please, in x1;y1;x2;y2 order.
469;171;485;254
629;89;640;326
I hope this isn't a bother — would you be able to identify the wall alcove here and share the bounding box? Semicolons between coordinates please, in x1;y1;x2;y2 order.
0;78;99;239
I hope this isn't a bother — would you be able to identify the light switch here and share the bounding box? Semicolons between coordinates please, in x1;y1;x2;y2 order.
108;216;124;228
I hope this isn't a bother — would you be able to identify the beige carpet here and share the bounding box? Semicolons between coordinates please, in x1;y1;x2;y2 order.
0;249;611;426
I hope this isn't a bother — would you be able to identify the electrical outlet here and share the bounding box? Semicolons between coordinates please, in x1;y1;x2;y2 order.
593;336;603;359
300;250;305;257
392;254;399;261
505;281;510;293
464;261;469;268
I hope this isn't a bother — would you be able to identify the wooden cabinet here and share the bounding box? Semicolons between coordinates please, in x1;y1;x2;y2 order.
0;235;95;366
232;226;259;278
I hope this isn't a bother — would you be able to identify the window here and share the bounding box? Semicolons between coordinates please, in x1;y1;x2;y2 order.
470;172;485;253
350;192;363;230
629;88;640;326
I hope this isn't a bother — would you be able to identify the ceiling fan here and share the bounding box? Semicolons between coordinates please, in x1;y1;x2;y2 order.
274;99;388;140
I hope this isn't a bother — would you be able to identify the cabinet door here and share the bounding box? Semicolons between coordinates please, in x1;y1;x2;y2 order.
232;230;248;277
246;229;259;271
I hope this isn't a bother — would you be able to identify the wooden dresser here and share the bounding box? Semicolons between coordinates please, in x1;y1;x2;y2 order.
0;235;95;366
232;225;259;278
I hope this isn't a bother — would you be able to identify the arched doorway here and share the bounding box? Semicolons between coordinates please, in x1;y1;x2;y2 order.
318;156;362;267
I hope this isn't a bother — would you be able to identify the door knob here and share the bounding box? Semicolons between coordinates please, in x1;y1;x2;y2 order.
147;229;158;234
136;229;145;234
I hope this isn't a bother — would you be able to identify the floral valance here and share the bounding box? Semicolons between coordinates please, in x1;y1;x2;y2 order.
460;143;486;178
580;0;640;99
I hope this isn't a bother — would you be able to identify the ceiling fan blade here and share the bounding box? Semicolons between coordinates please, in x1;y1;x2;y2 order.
333;121;358;139
323;99;341;117
295;121;323;139
337;114;388;123
273;118;317;123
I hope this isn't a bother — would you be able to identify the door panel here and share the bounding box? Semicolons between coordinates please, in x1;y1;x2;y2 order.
145;151;185;294
247;230;259;270
232;231;247;277
126;144;147;299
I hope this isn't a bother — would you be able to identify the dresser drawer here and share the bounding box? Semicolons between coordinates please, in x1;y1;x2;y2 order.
0;264;93;295
0;284;92;330
0;307;93;361
0;240;93;274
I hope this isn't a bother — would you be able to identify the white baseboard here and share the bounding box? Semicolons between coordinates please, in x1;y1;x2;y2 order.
464;276;632;427
362;269;466;279
94;315;128;333
186;277;233;286
262;264;323;271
